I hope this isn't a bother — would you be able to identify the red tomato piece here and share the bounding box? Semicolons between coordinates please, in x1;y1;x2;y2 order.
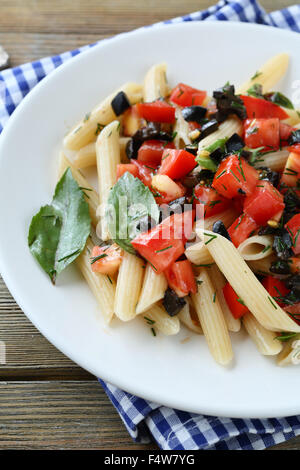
136;100;175;123
228;213;259;247
161;211;195;243
222;282;249;319
240;95;289;120
285;214;300;255
170;83;207;107
91;244;123;276
212;154;259;199
280;122;295;142
262;276;290;308
131;160;157;188
116;163;139;180
290;258;300;274
244;118;280;150
288;144;300;155
158;149;197;180
137;140;175;165
193;184;230;218
164;260;197;297
244;180;285;226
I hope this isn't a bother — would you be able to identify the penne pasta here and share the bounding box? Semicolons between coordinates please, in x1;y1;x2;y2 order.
282;108;300;126
237;235;273;261
247;254;277;276
237;53;289;94
197;117;242;152
143;62;169;102
185;241;214;266
209;264;241;333
243;313;283;356
136;263;168;314
194;207;238;233
277;336;300;366
58;151;99;227
73;137;130;169
64;82;142;150
199;230;300;333
143;303;180;335
253;149;289;172
76;239;116;324
114;252;145;322
191;269;233;366
173;106;191;148
96;120;121;241
178;300;203;335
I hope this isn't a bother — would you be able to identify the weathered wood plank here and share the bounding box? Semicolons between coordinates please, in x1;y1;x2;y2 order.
0;381;157;449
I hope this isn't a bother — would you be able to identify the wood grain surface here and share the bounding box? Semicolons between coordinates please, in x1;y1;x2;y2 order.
0;0;299;451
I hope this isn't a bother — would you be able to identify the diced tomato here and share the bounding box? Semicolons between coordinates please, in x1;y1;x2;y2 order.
228;213;259;247
222;282;249;319
244;118;280;150
132;213;193;274
158;149;197;180
137;140;175;165
212;154;259;199
240;95;289;120
131;160;157;188
116;164;139;180
280;152;300;189
193;184;230;218
122;105;143;136
262;276;290;308
290;257;300;274
232;197;244;216
288;144;300;155
164;260;197;297
244;180;285;226
283;302;300;325
91;244;123;276
170;83;207;107
285;214;300;255
280;122;295;142
136;100;176;123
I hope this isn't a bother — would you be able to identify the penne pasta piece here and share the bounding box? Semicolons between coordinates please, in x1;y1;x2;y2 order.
237;53;289;94
178;300;203;335
73;137;130;169
199;230;300;333
209;264;241;333
247;253;277;276
143;62;169;102
96;121;121;241
143;303;180;335
58;151;99;227
243;313;282;356
237;235;273;261
136;263;168;314
282;108;300;126
76;239;116;324
253;149;289;172
194;207;238;233
173;106;191;148
197;117;242;152
64;82;142;150
277;336;300;366
191;268;233;366
114;252;144;322
185;241;214;266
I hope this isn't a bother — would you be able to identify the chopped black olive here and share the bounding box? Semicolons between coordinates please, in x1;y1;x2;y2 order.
284;188;300;214
183;169;213;188
126;122;173;159
209;148;225;165
184;144;198;156
163;288;186;317
136;215;156;233
225;133;245;153
111;91;131;116
213;83;247;121
198;119;219;140
258;166;280;187
239;149;252;160
258;225;278;236
285;275;300;294
273;229;293;260
181;106;207;123
288;129;300;146
237;188;246;195
270;260;291;275
159;197;188;222
212;221;231;241
126;138;141;159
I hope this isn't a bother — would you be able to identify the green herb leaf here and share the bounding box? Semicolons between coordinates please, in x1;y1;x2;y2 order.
265;91;294;110
28;168;91;283
105;172;159;254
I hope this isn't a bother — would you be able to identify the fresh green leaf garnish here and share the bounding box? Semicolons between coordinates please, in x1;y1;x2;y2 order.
105;172;159;254
265;91;294;110
28;168;91;284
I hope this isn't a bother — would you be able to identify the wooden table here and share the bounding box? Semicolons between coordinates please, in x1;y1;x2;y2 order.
0;0;299;450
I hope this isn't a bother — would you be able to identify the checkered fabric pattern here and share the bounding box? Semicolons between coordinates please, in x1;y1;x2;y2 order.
1;0;300;450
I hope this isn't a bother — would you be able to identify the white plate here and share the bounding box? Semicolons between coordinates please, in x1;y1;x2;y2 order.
0;21;299;419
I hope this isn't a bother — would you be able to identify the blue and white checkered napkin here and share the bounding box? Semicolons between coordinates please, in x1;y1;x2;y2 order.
1;0;300;450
